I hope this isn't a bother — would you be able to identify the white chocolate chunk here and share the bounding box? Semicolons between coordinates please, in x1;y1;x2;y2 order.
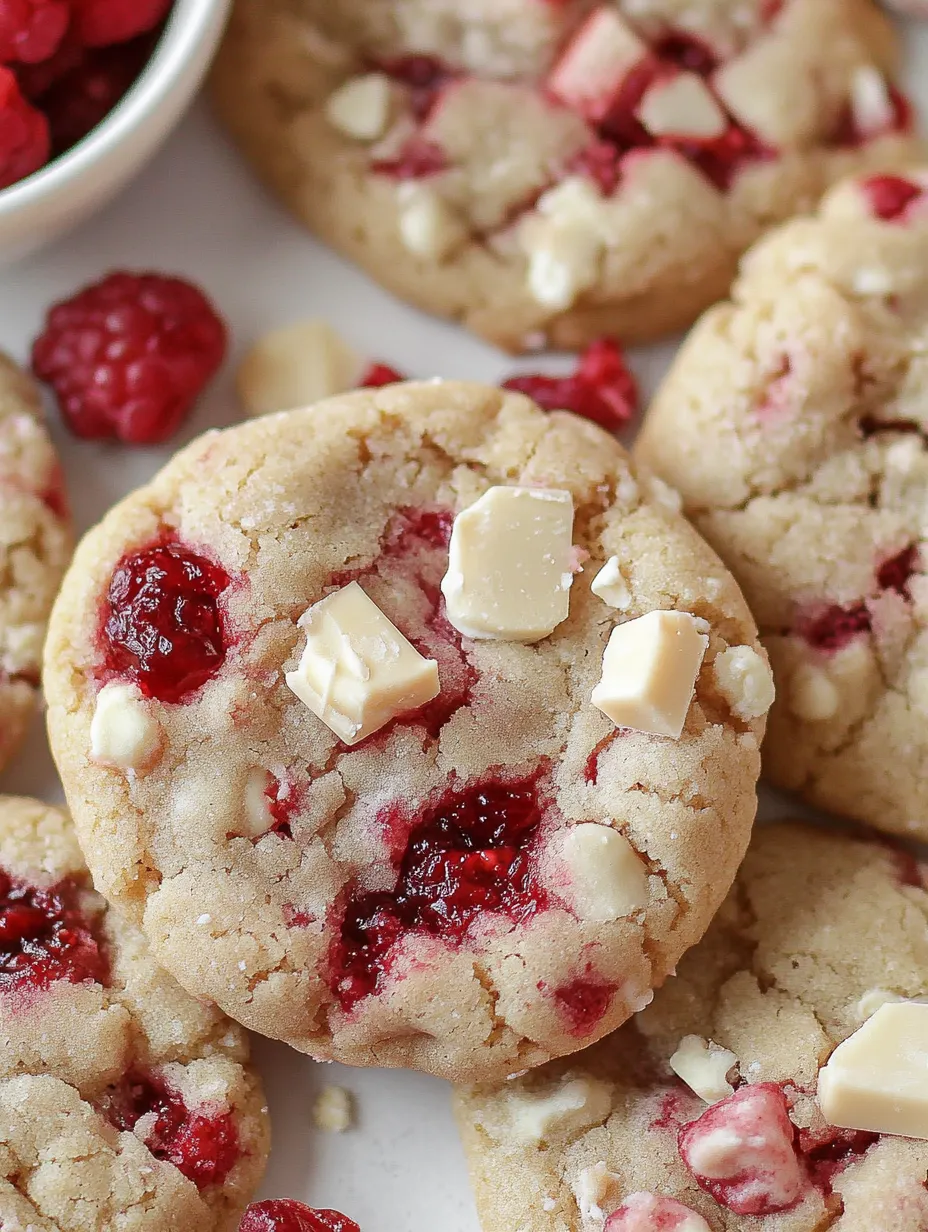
855;988;909;1022
441;486;575;642
850;66;894;137
606;1193;712;1232
561;824;649;921
547;7;647;119
313;1085;353;1132
636;73;727;139
788;663;840;722
325;73;393;140
572;1161;620;1227
818;1002;928;1138
90;682;163;774
286;582;440;745
398;184;467;260
507;1076;612;1145
670;1036;739;1104
712;645;775;720
242;768;275;838
591;556;632;611
237;320;362;417
591;610;709;738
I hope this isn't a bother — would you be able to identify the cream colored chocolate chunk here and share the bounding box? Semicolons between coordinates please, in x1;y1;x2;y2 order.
285;581;440;745
89;682;163;774
441;486;575;642
818;1003;928;1139
670;1035;738;1104
592;610;708;739
560;823;649;922
237;320;362;417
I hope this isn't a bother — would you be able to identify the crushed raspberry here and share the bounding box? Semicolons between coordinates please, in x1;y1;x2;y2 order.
40;35;153;155
359;361;407;387
331;777;546;1009
672;123;769;193
101;1072;239;1188
31;272;226;444
797;544;918;652
797;1122;878;1192
605;1192;708;1232
377;54;453;122
877;544;919;597
371;135;447;179
678;1083;808;1215
0;868;107;993
502;339;639;433
101;540;230;704
554;970;617;1035
649;1087;703;1133
0;65;48;188
831;84;911;147
861;174;925;223
652;31;718;77
240;1201;360;1232
0;0;68;65
260;775;299;840
70;0;171;48
568;140;624;196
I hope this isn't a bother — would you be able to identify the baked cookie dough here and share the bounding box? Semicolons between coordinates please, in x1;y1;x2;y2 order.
44;381;770;1083
211;0;920;352
456;821;928;1231
0;355;71;776
637;169;928;840
0;796;269;1232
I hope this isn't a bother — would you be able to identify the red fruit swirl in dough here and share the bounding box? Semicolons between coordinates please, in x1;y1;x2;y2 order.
100;539;231;704
101;1072;240;1189
554;970;618;1035
240;1201;360;1232
861;174;925;223
0;868;107;993
797;1121;878;1193
502;339;639;433
330;777;546;1010
796;544;919;653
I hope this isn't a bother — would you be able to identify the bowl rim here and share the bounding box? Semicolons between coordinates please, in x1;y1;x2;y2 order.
0;0;225;212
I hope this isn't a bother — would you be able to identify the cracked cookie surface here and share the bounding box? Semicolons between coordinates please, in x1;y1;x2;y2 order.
0;355;71;776
637;168;928;840
210;0;920;352
44;381;768;1082
0;796;269;1232
455;821;928;1232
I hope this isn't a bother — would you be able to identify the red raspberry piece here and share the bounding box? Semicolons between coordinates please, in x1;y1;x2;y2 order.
554;971;617;1035
0;65;48;188
377;53;453;122
797;1121;878;1193
0;0;68;65
862;174;925;223
568;140;624;196
371;135;447;179
359;361;407;387
240;1201;360;1232
502;339;639;433
605;1192;708;1231
0;868;107;993
31;272;227;444
40;35;152;155
14;35;82;98
70;0;171;48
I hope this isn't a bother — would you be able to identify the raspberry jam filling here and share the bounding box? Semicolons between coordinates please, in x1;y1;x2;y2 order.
796;544;918;653
101;1072;239;1189
502;339;639;433
331;777;546;1009
0;869;106;993
240;1201;360;1232
100;539;231;703
861;174;925;222
554;971;617;1035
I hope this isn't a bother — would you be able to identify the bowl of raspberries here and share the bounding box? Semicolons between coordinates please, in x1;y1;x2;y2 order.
0;0;231;260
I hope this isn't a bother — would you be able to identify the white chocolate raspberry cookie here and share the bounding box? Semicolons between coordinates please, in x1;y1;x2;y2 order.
637;169;928;840
456;821;928;1232
0;355;71;775
211;0;919;352
0;796;269;1232
44;381;769;1083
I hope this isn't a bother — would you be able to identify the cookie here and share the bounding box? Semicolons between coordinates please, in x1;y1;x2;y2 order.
0;796;269;1231
0;354;71;775
211;0;920;353
456;821;928;1232
43;381;770;1083
637;169;928;840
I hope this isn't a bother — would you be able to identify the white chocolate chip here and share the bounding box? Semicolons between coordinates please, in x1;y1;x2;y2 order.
522;178;604;310
852;266;895;296
855;988;909;1022
592;610;709;739
285;581;440;745
236;320;362;417
572;1161;620;1227
90;682;163;774
397;184;467;260
325;73;393;141
788;663;840;722
506;1076;612;1145
242;769;275;839
712;645;775;721
560;824;649;922
312;1085;353;1132
818;1002;928;1139
636;73;727;139
441;486;575;643
591;556;632;611
670;1036;739;1104
850;66;894;137
547;7;647;118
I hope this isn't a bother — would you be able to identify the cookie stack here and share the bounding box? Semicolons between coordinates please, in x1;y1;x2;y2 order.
3;2;928;1231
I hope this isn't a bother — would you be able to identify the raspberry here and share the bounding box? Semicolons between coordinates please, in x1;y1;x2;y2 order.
0;65;48;188
359;361;407;387
377;54;452;121
14;34;82;98
797;544;918;652
554;972;617;1035
862;174;925;222
240;1202;360;1232
41;35;152;156
70;0;171;48
605;1193;709;1232
31;272;227;444
371;136;447;179
0;0;68;65
0;868;107;993
796;1121;877;1193
502;339;639;433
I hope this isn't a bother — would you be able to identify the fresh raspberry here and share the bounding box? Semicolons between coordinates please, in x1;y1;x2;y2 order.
31;272;227;444
502;339;639;433
0;0;68;65
359;361;407;387
0;868;107;993
70;0;171;48
41;35;152;155
862;174;925;222
0;65;48;189
240;1201;360;1232
14;34;82;98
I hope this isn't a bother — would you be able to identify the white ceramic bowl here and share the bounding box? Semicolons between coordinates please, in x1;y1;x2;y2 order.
0;0;231;264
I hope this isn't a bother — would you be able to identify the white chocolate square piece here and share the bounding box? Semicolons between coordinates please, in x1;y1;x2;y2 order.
561;823;649;921
236;319;362;417
441;486;575;642
818;1002;928;1139
286;582;440;745
591;610;709;738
